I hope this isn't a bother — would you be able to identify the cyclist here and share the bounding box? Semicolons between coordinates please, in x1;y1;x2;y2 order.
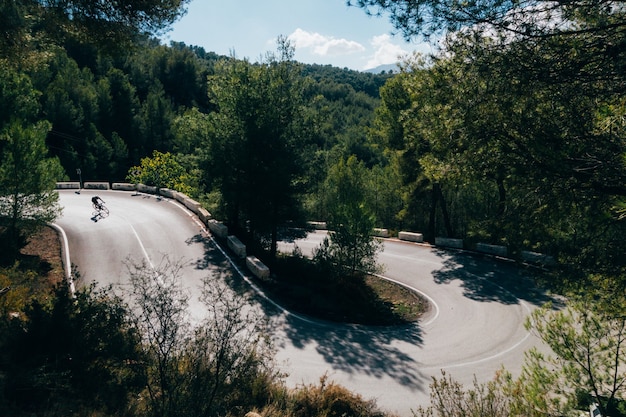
91;195;105;210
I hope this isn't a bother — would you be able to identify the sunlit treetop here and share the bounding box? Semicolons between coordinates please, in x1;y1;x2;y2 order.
0;0;190;62
347;0;626;41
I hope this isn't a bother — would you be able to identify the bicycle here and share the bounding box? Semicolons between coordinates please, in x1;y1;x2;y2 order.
92;202;110;218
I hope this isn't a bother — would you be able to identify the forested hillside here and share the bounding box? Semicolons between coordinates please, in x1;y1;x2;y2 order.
3;1;626;285
2;0;626;415
19;40;388;184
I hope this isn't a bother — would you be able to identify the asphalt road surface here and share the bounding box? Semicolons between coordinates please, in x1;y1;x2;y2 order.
55;189;554;416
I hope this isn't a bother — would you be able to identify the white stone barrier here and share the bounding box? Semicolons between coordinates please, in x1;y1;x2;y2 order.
84;182;110;190
208;220;228;238
227;235;246;258
373;228;389;238
246;256;270;280
521;250;556;266
158;188;178;199
476;243;508;257
136;183;157;194
197;207;211;224
174;192;187;204
182;197;202;215
56;182;80;189
435;237;463;249
112;183;135;191
398;231;424;243
308;221;327;230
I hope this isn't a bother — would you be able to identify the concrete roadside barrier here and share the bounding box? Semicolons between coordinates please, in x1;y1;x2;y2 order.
435;237;463;249
521;250;556;266
197;207;211;224
398;231;424;243
158;188;178;199
373;228;389;238
84;182;110;190
208;220;228;239
308;221;327;230
476;243;508;257
112;183;135;191
56;182;80;189
246;256;270;280
182;197;202;215
136;184;157;194
174;192;187;204
227;235;246;258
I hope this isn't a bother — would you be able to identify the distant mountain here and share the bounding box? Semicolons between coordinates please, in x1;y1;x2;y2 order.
364;63;400;74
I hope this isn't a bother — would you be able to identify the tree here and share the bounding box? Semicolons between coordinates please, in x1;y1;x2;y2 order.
413;300;626;417
0;62;40;128
350;0;626;68
0;120;64;261
314;155;383;278
371;23;626;280
180;277;275;416
127;149;195;196
124;257;191;417
522;302;626;417
203;37;311;259
374;66;457;240
123;256;275;417
0;0;191;62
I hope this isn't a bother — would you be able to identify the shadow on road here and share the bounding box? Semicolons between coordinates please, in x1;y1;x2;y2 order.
279;313;427;392
186;233;261;296
430;249;560;308
188;232;428;393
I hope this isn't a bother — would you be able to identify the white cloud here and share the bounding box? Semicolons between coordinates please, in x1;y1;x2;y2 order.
364;33;409;70
288;28;365;57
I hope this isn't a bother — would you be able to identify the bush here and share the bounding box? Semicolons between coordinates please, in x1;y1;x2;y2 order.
255;375;388;417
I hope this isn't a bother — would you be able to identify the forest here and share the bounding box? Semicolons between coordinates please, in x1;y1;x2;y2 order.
1;0;626;416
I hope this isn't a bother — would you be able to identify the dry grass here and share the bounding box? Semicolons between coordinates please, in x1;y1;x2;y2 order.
0;226;65;313
20;225;65;285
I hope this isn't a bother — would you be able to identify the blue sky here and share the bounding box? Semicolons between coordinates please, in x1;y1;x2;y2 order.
163;0;433;71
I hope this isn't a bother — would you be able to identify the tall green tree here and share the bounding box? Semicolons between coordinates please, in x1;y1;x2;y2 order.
0;62;40;127
314;155;383;278
0;120;64;261
204;38;311;259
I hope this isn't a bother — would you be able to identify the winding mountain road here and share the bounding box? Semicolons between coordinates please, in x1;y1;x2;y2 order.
54;189;553;416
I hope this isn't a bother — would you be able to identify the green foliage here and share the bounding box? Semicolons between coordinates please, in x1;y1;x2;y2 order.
0;120;64;261
369;16;626;285
1;257;396;417
0;62;41;126
203;38;312;258
414;370;518;417
314;156;383;277
0;0;190;62
0;282;143;417
127;150;196;196
123;256;277;417
523;302;626;416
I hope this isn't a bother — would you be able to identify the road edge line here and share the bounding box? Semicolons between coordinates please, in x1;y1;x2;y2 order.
50;222;76;295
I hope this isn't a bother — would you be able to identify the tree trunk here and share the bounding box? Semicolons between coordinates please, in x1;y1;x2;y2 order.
497;177;506;217
428;182;439;242
437;184;454;237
